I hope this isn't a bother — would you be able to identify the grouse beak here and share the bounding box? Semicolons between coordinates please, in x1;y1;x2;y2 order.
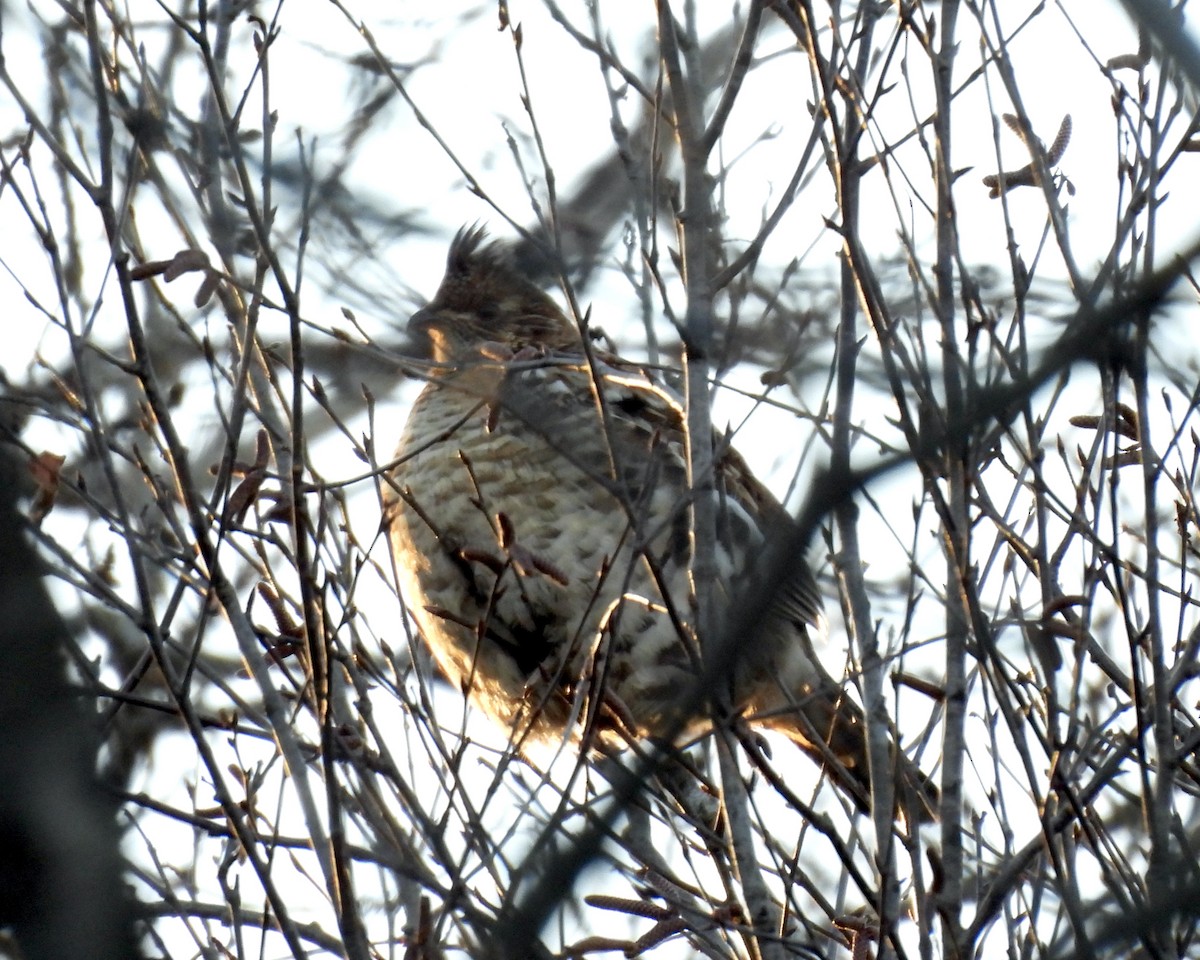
408;306;453;363
408;306;436;332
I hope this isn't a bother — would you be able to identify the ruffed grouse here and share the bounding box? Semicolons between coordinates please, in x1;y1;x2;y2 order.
386;227;933;821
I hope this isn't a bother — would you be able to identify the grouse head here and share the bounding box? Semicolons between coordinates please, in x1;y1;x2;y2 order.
410;226;579;364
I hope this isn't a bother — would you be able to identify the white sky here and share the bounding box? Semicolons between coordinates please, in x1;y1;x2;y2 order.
1;1;1198;956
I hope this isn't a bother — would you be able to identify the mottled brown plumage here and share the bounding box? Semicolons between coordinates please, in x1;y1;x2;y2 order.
386;227;933;822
